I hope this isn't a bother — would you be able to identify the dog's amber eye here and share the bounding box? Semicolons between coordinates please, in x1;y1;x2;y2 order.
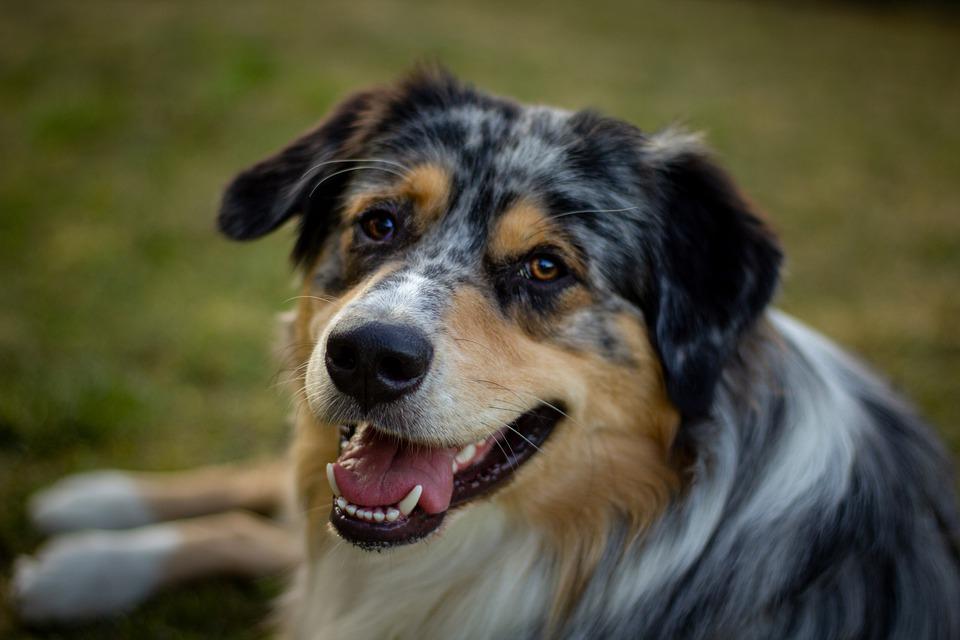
524;254;565;282
359;209;396;242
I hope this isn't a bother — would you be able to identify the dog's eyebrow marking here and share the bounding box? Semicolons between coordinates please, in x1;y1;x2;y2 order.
489;201;554;259
403;164;452;232
488;200;584;273
342;163;452;231
522;206;641;244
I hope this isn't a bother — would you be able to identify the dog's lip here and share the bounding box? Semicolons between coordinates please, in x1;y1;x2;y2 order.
328;403;564;549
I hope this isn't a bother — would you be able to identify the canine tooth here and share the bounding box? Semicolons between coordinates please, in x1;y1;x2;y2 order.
326;463;341;497
373;509;385;523
398;485;423;516
451;461;459;473
346;504;357;516
386;508;400;522
336;497;347;510
455;444;476;465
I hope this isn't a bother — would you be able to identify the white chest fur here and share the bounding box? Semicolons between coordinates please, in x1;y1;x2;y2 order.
284;504;552;639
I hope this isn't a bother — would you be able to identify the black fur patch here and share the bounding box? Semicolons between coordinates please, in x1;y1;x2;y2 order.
643;152;782;418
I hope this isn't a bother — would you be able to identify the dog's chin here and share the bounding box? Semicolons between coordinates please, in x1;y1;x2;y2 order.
328;403;565;551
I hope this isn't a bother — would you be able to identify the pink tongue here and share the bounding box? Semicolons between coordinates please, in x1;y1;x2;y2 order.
332;426;455;514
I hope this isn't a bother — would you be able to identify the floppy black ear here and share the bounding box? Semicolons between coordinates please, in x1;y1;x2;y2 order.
643;135;782;418
217;89;380;244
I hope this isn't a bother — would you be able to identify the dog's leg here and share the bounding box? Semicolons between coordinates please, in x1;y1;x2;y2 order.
12;510;298;624
29;460;288;534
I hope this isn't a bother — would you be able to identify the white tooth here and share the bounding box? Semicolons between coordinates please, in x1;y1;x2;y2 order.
398;485;423;516
326;463;342;497
373;509;385;523
386;508;400;522
456;443;476;465
360;509;371;520
346;504;357;516
336;497;347;509
451;461;459;473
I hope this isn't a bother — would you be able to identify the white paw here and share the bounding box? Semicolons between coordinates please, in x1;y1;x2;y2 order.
11;526;180;624
29;471;154;534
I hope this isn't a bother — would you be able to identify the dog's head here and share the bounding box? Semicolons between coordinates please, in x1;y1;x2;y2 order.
220;69;781;551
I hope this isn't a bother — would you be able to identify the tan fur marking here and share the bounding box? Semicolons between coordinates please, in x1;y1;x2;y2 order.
405;163;451;232
489;200;585;275
445;290;680;625
341;163;451;234
513;286;595;337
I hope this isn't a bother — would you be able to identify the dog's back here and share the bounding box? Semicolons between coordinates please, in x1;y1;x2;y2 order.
561;311;960;639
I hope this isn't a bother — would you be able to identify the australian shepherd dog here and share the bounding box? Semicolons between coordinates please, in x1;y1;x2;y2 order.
13;69;960;639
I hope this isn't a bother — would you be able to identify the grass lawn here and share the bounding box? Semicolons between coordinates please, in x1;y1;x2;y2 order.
1;1;958;637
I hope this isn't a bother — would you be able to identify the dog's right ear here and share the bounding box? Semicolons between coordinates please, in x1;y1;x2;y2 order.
217;89;381;243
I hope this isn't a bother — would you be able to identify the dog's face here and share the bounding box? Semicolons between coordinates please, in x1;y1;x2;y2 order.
220;70;781;550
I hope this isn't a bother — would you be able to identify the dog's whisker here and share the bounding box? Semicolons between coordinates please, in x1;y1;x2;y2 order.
300;157;413;177
449;335;498;357
469;378;582;428
522;205;641;242
486;428;520;473
270;352;317;389
273;360;312;388
285;294;341;305
469;415;521;472
308;165;408;199
485;406;547;455
551;205;640;221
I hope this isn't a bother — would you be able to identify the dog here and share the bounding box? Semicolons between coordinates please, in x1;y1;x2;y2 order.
12;68;960;639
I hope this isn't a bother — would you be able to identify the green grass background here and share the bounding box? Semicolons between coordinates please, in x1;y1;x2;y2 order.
1;1;958;637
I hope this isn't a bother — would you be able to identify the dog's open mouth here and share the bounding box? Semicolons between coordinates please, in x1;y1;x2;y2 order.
326;404;563;549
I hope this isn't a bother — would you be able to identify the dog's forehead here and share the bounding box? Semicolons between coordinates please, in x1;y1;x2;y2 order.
357;104;579;208
347;100;649;278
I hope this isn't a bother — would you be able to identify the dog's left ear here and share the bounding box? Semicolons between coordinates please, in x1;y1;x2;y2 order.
641;133;783;418
217;88;381;246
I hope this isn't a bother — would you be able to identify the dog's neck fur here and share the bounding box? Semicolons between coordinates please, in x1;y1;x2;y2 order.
281;503;552;638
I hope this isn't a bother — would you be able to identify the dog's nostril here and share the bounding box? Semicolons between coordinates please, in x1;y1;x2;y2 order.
326;339;357;371
378;355;406;382
378;353;428;384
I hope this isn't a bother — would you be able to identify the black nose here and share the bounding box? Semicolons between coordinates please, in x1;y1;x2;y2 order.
324;322;434;410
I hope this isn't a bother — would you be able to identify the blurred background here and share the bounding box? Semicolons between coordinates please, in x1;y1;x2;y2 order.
1;0;958;637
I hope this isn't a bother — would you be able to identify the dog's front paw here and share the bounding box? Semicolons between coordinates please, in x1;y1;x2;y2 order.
11;526;180;624
29;471;154;534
